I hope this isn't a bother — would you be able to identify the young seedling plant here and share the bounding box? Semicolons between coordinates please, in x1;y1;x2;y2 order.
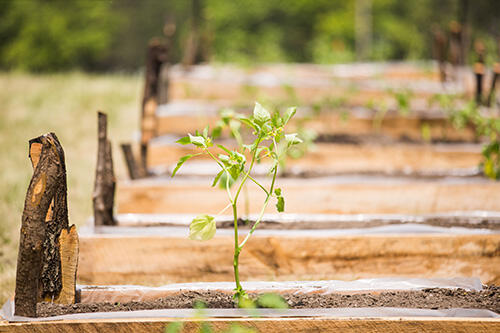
172;102;302;305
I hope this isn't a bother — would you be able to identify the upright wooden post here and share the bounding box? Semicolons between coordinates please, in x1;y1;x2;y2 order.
487;63;500;107
140;39;168;176
15;133;78;317
93;112;116;226
474;41;485;105
120;143;140;180
432;26;447;83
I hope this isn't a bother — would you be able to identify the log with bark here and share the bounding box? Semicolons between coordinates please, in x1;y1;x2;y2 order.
15;133;79;317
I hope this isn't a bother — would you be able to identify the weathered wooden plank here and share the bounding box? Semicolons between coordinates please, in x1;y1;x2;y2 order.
116;178;500;215
77;234;500;286
1;316;499;332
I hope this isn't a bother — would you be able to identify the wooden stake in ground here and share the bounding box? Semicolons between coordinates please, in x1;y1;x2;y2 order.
15;133;78;317
140;38;168;176
120;143;140;180
93;112;116;226
474;41;486;105
487;63;500;107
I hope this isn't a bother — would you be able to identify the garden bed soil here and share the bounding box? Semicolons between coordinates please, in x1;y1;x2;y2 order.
36;286;500;317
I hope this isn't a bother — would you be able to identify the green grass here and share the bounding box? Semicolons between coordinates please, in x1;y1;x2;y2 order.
0;71;142;305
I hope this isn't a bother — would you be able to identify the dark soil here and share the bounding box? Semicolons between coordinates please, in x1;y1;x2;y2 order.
37;286;499;317
215;216;500;230
314;133;477;145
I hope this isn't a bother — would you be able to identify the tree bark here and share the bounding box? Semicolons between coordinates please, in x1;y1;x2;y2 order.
93;112;116;226
15;133;70;317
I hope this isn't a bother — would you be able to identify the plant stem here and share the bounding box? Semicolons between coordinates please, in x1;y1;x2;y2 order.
232;202;243;295
239;163;278;248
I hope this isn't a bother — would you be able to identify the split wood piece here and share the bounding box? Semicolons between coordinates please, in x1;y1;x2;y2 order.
78;234;500;287
120;143;141;180
156;112;476;142
140;38;169;174
116;178;500;215
147;142;482;174
1;317;499;333
53;225;78;304
15;133;78;317
93;112;116;226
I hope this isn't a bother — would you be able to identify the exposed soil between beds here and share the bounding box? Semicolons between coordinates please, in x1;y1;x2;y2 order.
37;286;499;317
214;216;500;230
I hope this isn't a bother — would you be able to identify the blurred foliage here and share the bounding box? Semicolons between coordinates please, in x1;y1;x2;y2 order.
0;0;499;71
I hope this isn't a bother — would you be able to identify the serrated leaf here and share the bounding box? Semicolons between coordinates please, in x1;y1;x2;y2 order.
211;170;224;187
274;188;282;196
256;293;288;309
203;125;209;138
189;214;216;241
189;134;206;147
285;133;303;145
176;136;191;145
253;102;271;124
171;154;194;177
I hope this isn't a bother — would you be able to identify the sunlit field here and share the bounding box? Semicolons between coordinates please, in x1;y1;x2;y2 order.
0;72;142;304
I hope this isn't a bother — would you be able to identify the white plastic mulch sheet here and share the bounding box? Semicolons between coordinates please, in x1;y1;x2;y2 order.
2;277;498;322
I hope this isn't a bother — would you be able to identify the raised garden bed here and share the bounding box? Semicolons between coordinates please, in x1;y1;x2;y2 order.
164;63;469;105
75;212;500;286
2;278;498;332
147;139;482;177
154;102;476;142
116;175;500;215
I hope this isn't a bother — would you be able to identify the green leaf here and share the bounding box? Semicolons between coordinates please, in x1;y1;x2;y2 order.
285;133;303;145
211;170;224;187
253;102;271;124
283;107;296;125
275;188;284;212
276;196;284;212
217;144;232;154
256;293;288;309
239;117;258;131
189;214;216;241
171;154;194;177
203;125;209;138
189;134;206;147
176;136;191;145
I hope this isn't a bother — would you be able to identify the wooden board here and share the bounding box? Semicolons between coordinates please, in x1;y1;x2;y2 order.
148;142;482;175
77;234;500;286
1;316;499;333
116;177;500;215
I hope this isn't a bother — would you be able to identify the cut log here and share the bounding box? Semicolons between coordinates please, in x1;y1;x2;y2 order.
15;133;72;317
93;112;116;226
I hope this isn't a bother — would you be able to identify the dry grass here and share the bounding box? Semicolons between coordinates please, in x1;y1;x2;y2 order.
0;71;142;304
